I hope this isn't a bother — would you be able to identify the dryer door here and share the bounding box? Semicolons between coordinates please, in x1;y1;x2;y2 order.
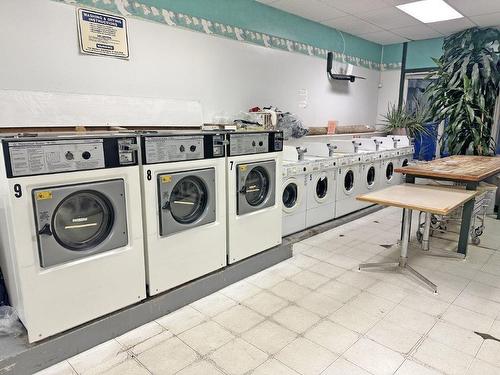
158;168;216;237
237;160;276;215
33;179;128;268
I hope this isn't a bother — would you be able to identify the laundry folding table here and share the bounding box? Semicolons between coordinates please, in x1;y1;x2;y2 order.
396;156;500;257
356;184;477;293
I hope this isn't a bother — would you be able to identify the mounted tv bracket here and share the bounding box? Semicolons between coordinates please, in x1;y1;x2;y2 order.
327;52;365;83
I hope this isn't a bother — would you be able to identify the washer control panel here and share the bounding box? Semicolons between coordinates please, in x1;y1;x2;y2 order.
227;131;283;156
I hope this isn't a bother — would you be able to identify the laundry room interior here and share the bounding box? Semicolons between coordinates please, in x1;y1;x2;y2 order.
0;0;500;374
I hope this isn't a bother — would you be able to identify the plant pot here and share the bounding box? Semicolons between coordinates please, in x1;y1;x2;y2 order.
391;128;407;136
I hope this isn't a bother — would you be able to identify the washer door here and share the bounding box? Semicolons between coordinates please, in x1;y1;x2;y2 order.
402;158;409;167
282;179;299;213
343;169;355;195
237;160;276;215
366;165;376;189
33;179;128;268
314;172;329;203
385;161;394;182
158;168;216;237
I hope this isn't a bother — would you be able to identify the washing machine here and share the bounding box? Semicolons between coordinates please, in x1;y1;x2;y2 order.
305;159;337;228
282;160;309;236
0;134;146;343
139;132;227;295
335;154;365;218
226;131;283;264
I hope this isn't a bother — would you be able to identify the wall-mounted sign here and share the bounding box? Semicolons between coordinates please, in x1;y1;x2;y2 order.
77;8;129;59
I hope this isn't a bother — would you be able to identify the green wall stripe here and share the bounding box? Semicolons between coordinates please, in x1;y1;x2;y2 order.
54;0;384;70
406;38;443;70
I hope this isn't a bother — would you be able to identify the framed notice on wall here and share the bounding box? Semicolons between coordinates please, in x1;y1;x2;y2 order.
77;8;129;59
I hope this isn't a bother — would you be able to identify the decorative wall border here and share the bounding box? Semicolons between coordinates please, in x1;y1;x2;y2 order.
54;0;392;71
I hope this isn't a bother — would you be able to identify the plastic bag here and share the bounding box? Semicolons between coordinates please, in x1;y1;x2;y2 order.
276;112;308;140
0;306;24;337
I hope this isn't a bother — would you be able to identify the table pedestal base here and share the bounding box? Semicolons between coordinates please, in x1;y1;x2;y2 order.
359;256;437;294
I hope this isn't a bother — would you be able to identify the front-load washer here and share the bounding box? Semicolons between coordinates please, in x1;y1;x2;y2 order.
335;154;365;218
380;150;399;186
139;132;227;295
226;131;283;264
305;159;337;228
0;134;146;342
282;160;309;236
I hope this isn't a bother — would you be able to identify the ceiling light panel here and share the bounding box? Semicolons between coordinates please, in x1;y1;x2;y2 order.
397;0;463;23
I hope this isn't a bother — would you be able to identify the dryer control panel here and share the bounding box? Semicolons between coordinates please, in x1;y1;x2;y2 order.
141;133;225;164
2;136;138;178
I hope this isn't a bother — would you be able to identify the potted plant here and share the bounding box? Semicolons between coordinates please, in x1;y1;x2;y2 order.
425;27;500;155
381;102;430;138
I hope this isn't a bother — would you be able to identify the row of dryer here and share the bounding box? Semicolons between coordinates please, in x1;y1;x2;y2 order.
0;130;283;343
281;136;414;236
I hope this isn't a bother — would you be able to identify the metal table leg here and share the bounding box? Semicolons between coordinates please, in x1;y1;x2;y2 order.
360;208;437;293
457;183;478;256
420;211;465;259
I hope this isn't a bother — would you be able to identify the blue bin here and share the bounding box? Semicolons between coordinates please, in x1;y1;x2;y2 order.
414;122;438;161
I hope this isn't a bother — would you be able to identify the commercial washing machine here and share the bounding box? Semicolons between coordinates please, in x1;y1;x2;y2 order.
282;160;310;236
0;134;146;342
335;154;364;218
139;132;227;295
226;131;283;264
305;159;337;228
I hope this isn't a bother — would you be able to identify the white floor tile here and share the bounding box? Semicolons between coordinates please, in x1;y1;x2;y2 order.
269;262;303;278
33;361;77;375
304;320;359;355
246;269;285;289
325;254;361;270
130;331;174;356
252;359;300;375
476;339;500;367
467;358;500;375
321;357;371;375
343;338;404;375
272;305;321;333
453;292;500;319
67;340;127;375
175;360;224;375
241;320;297;354
220;280;261;302
367;319;423;354
329;303;381;334
308;262;347;278
346;292;396;319
442;305;494;333
242;291;289;316
289;270;330;289
295;291;343;317
395;360;442;375
288;253;320;269
383;305;436;334
317;280;362;303
428;321;484;356
276;338;338;375
115;321;164;350
190;292;237;317
367;281;410;303
209;338;267;375
271;280;311;301
213;304;264;334
400;293;450;317
336;271;379;290
100;360;149;375
137;336;198;375
413;338;474;375
156;306;206;335
178;321;234;355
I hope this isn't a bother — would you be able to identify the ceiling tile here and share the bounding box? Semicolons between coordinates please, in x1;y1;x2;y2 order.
470;12;500;27
359;6;422;29
322;15;384;34
392;24;443;40
447;0;500;17
428;17;476;35
359;30;410;44
270;0;347;22
320;0;390;14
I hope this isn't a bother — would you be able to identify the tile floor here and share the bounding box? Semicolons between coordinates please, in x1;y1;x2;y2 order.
36;207;500;375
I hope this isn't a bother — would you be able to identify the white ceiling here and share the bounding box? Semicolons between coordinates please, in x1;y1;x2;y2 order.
257;0;500;44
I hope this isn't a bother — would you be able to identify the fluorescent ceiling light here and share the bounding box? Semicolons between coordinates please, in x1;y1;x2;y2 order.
397;0;463;23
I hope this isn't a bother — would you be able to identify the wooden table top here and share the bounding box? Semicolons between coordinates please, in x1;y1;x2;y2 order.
394;155;500;182
356;184;477;215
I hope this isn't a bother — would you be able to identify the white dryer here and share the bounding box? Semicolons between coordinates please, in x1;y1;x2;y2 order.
139;132;227;296
226;131;283;264
282;161;309;236
0;134;146;343
305;159;337;228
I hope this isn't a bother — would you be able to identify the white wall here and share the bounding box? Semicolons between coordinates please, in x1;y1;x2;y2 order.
376;69;401;126
0;0;381;127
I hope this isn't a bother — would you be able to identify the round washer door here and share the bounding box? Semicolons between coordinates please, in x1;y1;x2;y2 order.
343;169;355;195
314;173;329;203
169;176;208;224
366;166;376;189
237;160;276;215
385;162;394;182
52;191;114;251
245;166;270;206
282;179;299;213
402;158;409;167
